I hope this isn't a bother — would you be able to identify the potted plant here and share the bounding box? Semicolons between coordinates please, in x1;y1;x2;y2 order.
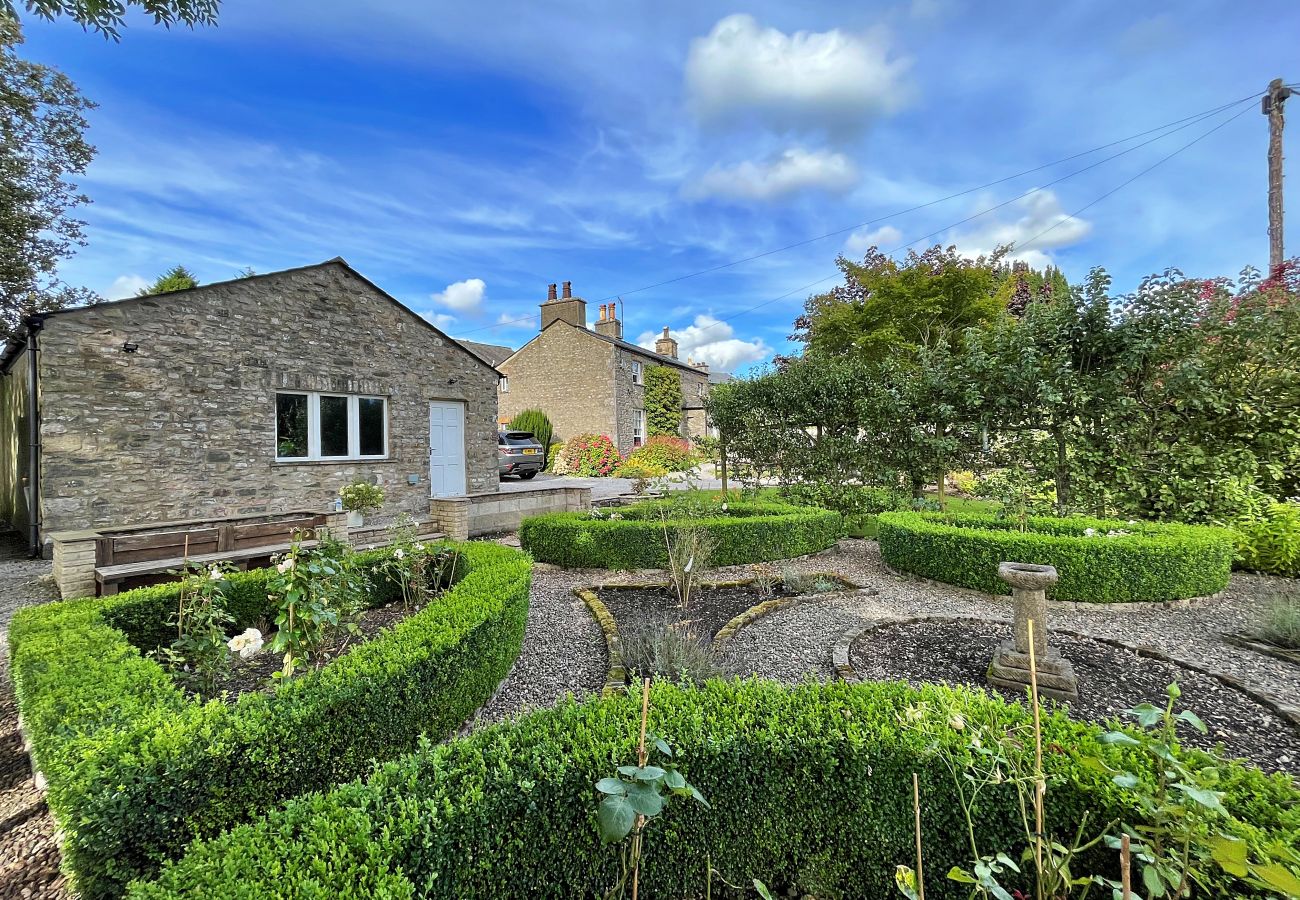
339;480;384;527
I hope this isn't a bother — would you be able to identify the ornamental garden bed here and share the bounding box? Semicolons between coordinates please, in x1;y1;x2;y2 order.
7;540;531;899
850;618;1300;774
519;499;842;569
877;511;1235;603
127;679;1300;900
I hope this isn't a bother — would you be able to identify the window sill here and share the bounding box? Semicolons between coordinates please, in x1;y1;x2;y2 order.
272;458;395;467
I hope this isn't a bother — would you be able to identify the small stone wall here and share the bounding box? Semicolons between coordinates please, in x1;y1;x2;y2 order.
429;486;591;540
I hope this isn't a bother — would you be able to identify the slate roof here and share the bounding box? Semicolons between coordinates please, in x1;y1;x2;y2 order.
457;340;514;367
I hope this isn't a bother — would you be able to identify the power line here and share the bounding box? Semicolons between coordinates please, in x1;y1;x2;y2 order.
679;101;1257;344
457;93;1259;339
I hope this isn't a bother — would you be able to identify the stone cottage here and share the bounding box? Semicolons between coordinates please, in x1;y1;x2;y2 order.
0;259;501;554
495;282;714;454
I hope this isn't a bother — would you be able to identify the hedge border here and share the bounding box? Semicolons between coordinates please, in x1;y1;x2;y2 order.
877;511;1235;603
8;541;531;898
127;679;1300;900
834;615;1300;729
520;500;842;569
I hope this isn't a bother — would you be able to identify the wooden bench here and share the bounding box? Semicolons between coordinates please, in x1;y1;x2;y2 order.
94;513;327;595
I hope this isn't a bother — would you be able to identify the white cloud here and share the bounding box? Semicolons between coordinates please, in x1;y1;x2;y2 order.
689;148;859;201
431;277;487;312
685;14;910;133
424;312;457;330
949;189;1091;268
843;224;902;257
637;315;770;373
107;274;149;299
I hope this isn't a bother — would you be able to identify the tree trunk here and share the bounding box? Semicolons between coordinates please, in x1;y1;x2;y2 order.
1053;426;1071;515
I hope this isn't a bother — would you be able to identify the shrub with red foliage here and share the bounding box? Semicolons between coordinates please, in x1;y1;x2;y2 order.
553;433;621;477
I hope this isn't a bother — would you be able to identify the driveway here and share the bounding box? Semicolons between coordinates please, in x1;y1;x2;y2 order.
495;469;724;502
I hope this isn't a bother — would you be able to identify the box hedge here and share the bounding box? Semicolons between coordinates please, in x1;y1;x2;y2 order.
127;679;1300;899
8;541;531;898
519;500;841;568
877;511;1235;602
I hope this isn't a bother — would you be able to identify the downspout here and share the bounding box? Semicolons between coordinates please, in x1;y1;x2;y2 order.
26;317;42;557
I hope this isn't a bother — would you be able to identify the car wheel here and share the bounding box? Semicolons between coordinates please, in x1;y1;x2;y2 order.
519;471;537;480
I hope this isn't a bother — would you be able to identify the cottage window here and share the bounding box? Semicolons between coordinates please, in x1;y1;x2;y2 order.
631;361;643;385
633;409;646;447
275;392;388;462
499;376;510;393
697;381;707;399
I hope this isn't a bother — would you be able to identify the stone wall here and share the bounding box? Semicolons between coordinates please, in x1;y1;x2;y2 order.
32;262;499;537
497;321;616;444
0;346;32;532
430;485;590;539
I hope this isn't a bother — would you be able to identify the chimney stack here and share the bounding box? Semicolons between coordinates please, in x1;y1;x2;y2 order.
540;279;587;331
655;326;679;359
595;300;623;340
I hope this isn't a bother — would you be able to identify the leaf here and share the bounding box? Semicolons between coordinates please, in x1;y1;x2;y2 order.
1208;834;1249;877
946;866;978;884
754;879;776;900
594;777;627;796
1175;709;1208;734
1250;861;1300;897
687;784;711;808
596;795;636;844
1142;864;1166;898
663;768;686;790
624;781;665;817
1113;773;1139;789
652;736;672;757
894;865;920;899
1173;782;1225;813
1099;731;1141;747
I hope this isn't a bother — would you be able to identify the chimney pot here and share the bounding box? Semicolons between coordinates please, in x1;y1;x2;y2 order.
562;281;572;299
547;283;557;301
598;304;607;321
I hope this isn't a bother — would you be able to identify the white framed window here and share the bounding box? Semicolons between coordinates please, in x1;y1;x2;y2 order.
499;376;510;393
633;409;646;447
631;361;643;385
275;392;388;461
697;381;707;398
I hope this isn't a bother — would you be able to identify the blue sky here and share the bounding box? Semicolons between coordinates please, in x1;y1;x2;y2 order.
21;0;1299;373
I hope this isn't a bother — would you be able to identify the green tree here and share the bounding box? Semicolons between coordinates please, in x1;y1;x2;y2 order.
0;18;96;338
137;264;198;295
508;408;555;464
2;0;219;39
792;244;1012;361
644;365;682;438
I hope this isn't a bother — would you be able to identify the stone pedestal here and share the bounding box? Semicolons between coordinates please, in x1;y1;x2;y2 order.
987;561;1079;702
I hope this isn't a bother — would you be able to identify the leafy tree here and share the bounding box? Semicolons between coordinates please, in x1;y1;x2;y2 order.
0;18;96;338
3;0;219;39
507;408;554;463
137;264;198;295
791;244;1013;361
643;365;682;438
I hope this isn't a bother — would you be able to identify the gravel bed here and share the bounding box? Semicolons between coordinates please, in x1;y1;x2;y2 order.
468;567;609;727
851;618;1299;774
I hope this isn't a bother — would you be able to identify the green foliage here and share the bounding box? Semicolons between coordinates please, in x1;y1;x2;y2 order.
1230;499;1300;576
615;458;669;480
1090;683;1300;899
620;623;726;685
554;433;622;477
663;522;716;609
508;408;555;463
520;500;841;569
135;265;198;296
338;479;384;513
782;482;910;518
644;365;683;438
7;541;531;898
125;680;1300;900
0;18;97;338
7;0;219;39
150;561;236;699
1252;588;1300;651
877;511;1234;603
266;533;369;679
623;434;695;473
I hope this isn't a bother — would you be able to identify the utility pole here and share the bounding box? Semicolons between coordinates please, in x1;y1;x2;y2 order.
1264;78;1292;272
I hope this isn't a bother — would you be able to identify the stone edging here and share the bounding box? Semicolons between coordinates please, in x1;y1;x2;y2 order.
712;580;867;652
833;614;1300;729
1224;634;1300;667
879;563;1227;611
575;589;627;697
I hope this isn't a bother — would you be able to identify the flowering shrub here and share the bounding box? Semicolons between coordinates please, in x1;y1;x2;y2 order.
151;561;237;699
553;433;621;477
615;458;669;479
622;434;696;473
340;480;385;514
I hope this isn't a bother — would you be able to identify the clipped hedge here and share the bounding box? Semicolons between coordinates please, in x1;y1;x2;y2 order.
878;511;1235;603
520;500;841;568
128;679;1300;899
8;541;531;898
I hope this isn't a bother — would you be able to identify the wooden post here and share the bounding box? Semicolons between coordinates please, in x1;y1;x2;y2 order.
631;677;651;900
1027;619;1045;900
1265;78;1291;271
912;772;925;900
719;439;729;502
1120;833;1132;900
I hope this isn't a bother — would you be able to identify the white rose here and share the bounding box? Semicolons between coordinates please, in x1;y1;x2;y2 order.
208;567;223;581
394;548;405;559
276;558;295;574
227;628;264;659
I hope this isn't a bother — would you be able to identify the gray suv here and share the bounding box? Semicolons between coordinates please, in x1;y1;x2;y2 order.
498;430;544;479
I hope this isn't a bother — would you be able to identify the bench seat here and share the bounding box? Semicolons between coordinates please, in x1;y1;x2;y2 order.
95;540;318;595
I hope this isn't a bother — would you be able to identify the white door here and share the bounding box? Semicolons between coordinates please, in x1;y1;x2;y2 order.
429;400;467;497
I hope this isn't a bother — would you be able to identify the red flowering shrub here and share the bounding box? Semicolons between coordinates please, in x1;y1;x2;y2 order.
622;435;696;473
553;434;621;477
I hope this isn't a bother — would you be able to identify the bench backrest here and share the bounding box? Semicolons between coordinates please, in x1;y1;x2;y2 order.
96;514;327;567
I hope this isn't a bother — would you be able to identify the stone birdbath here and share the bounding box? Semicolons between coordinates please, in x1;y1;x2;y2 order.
987;561;1079;702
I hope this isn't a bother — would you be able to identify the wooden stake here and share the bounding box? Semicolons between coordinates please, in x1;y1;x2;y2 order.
631;677;651;900
1027;619;1045;900
1120;833;1132;900
912;772;925;900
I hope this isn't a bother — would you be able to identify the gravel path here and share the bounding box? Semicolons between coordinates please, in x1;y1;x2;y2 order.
0;531;66;900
